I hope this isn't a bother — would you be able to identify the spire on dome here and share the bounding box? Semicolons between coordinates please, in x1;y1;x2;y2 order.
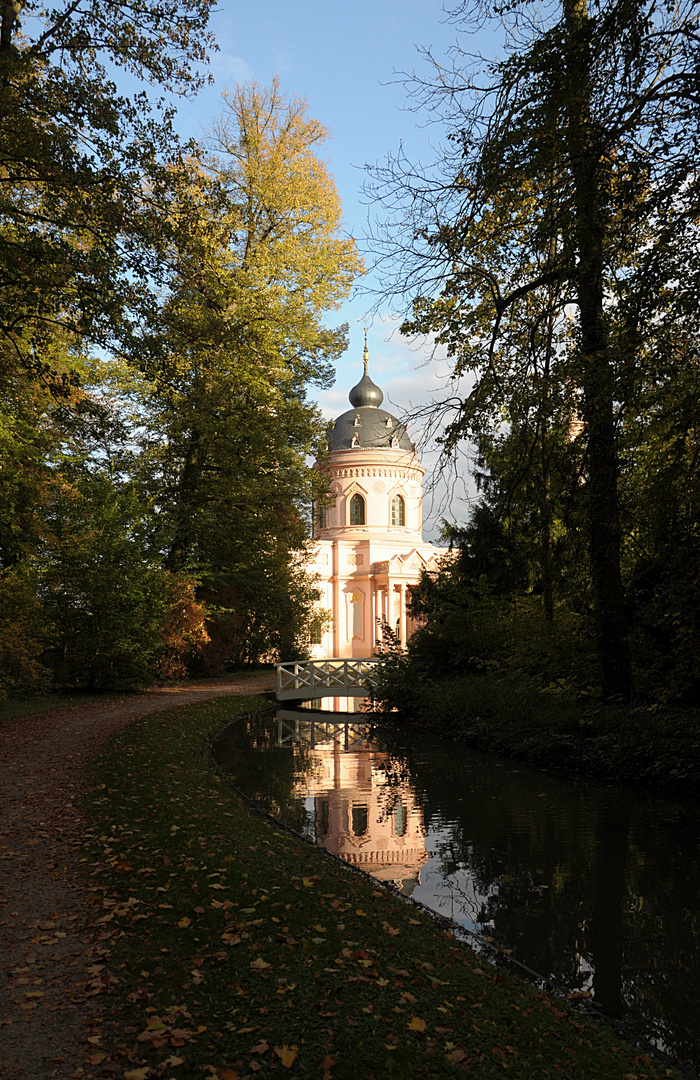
349;333;383;408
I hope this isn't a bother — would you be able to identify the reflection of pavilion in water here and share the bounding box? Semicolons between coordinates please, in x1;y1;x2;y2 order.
277;709;427;894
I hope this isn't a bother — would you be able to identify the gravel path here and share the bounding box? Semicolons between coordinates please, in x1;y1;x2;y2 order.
0;677;275;1080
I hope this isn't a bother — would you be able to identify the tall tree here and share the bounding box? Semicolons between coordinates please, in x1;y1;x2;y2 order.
0;0;217;693
141;82;362;662
369;0;700;700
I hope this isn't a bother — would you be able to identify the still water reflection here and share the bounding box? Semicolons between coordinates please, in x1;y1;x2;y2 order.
213;705;700;1071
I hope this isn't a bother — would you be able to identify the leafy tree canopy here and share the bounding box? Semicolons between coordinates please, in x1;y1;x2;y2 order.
0;0;215;384
137;82;363;662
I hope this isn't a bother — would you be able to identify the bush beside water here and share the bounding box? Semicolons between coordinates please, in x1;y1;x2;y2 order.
372;590;700;795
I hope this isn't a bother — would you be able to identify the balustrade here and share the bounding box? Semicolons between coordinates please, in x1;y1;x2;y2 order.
276;657;381;701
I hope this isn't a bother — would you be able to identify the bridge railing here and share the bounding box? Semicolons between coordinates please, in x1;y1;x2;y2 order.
276;657;382;701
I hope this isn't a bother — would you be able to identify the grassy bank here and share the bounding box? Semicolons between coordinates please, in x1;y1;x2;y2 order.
83;693;680;1079
372;669;700;796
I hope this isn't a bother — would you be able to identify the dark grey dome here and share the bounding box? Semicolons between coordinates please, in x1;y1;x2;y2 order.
348;339;384;409
349;370;383;408
329;406;414;452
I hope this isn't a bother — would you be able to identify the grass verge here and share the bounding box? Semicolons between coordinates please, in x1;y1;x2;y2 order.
84;694;681;1080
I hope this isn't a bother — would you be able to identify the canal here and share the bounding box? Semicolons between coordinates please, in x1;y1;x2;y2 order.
213;702;700;1072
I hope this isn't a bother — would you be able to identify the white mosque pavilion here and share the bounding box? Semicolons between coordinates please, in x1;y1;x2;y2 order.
308;339;444;659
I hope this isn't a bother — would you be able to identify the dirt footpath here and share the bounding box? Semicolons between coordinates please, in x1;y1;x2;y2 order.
0;677;275;1080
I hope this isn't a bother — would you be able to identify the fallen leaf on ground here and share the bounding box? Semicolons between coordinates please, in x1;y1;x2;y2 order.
408;1016;427;1032
274;1044;298;1068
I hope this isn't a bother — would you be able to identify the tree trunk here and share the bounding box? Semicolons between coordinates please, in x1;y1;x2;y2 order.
540;434;555;623
166;428;205;572
0;2;21;53
563;0;632;701
540;255;557;625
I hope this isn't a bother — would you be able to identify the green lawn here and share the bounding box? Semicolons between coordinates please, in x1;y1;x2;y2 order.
84;694;680;1080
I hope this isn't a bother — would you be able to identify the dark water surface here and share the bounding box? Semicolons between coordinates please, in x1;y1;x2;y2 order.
213;705;700;1071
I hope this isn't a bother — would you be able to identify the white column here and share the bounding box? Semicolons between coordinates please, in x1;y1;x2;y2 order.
332;541;340;658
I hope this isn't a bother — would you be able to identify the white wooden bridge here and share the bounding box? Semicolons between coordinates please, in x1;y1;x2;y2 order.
276;657;381;701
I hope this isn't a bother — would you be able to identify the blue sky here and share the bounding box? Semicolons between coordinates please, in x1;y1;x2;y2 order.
170;1;491;532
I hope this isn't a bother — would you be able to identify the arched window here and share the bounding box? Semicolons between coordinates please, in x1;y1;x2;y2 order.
391;494;405;526
318;505;327;529
349;492;365;525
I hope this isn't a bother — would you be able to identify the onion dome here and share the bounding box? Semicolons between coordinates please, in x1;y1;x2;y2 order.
348;339;384;409
328;337;414;453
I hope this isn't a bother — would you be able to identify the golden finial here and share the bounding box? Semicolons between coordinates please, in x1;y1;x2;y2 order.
363;327;369;375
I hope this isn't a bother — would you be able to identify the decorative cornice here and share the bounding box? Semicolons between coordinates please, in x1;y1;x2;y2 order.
327;466;422;481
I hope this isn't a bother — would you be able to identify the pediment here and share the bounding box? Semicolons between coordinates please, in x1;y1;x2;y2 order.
399;549;429;571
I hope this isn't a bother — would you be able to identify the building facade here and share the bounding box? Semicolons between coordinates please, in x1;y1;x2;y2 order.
308;343;444;659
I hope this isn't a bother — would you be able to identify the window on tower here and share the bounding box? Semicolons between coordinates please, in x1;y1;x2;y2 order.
391;494;405;526
349;492;365;525
352;805;368;836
